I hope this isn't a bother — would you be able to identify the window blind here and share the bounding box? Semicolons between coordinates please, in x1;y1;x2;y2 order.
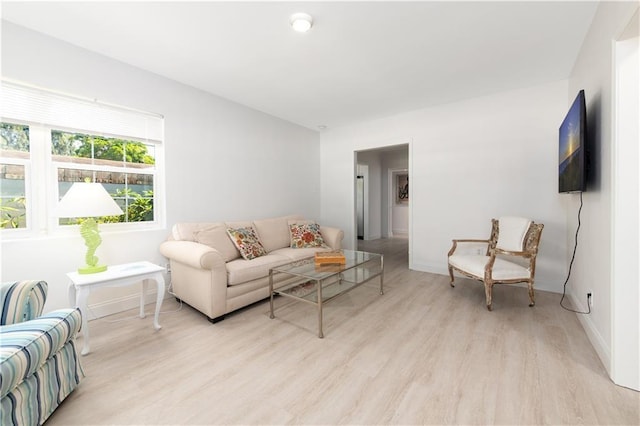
0;81;164;143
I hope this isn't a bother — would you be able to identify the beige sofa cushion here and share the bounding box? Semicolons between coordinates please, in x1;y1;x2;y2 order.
253;215;304;252
226;254;291;286
270;246;330;261
172;222;226;241
193;225;240;262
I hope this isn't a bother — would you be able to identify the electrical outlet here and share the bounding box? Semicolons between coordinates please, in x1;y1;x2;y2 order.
587;292;593;308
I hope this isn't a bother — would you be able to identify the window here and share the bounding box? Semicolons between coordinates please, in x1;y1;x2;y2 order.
53;130;156;224
0;123;29;229
0;81;164;235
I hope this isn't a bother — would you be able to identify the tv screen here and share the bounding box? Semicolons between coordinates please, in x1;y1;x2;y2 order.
559;90;587;193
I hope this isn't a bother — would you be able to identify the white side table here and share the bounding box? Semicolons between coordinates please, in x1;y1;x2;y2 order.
67;261;165;355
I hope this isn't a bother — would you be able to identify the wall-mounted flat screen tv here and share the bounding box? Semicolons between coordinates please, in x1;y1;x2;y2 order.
559;90;587;193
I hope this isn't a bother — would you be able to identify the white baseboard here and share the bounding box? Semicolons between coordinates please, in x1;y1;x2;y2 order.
410;261;448;276
569;292;612;375
86;290;168;321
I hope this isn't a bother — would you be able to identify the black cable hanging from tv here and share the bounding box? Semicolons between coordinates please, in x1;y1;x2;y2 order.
560;191;591;314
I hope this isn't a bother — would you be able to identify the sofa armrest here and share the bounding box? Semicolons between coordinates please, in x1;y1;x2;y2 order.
320;226;344;250
159;240;226;270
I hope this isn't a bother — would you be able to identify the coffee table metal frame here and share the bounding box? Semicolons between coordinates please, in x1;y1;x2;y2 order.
269;249;384;338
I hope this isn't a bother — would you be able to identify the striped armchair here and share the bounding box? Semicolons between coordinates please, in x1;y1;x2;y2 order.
0;280;84;426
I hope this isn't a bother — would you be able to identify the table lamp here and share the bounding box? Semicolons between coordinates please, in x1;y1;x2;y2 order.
56;179;124;274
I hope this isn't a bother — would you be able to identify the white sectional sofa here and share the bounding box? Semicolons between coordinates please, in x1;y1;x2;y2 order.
159;215;343;322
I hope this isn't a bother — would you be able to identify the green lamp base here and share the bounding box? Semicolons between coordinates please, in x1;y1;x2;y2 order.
78;218;107;275
78;264;108;274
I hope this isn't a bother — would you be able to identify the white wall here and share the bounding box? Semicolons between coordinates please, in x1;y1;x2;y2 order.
566;1;639;387
320;81;569;293
1;22;320;316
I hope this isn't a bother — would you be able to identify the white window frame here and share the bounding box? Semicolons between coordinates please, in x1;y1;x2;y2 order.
0;81;165;239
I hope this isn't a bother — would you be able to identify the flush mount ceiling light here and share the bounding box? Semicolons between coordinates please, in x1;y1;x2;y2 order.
290;13;313;33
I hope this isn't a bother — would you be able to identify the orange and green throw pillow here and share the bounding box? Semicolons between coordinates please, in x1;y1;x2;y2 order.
289;222;327;248
226;227;267;260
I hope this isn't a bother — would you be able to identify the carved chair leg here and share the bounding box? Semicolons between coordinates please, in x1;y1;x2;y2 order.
528;282;535;307
448;265;455;287
484;282;493;311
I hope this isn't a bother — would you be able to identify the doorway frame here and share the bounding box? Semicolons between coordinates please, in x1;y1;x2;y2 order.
356;164;369;240
352;140;412;270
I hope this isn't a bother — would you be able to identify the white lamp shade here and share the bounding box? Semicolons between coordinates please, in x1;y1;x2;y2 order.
56;182;124;218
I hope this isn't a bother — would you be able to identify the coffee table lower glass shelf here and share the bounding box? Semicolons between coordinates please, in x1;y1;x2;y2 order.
269;249;384;338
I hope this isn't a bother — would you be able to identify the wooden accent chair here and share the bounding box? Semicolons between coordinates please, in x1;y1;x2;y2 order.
447;217;544;311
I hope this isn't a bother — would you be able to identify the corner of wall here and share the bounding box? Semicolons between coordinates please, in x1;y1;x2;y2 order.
569;292;612;375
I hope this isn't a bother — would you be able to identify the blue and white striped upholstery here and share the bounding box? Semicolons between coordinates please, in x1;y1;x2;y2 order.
0;281;84;426
0;281;48;325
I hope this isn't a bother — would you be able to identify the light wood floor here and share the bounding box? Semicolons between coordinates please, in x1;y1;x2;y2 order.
48;238;639;425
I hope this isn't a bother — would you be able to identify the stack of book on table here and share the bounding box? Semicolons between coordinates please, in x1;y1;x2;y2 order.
314;251;346;266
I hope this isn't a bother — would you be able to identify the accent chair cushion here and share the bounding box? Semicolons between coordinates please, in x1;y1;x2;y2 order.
449;254;531;281
496;216;532;252
288;221;327;248
226;227;267;260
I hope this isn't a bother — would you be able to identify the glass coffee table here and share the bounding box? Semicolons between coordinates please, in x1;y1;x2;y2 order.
269;249;383;338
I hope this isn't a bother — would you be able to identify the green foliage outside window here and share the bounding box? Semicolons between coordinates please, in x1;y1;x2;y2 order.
0;123;29;152
1;123;29;229
104;189;154;223
125;189;154;222
52;131;155;164
0;196;26;228
1;122;157;229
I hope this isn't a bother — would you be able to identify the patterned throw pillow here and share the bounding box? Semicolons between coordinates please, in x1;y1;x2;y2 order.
289;222;327;248
226;227;267;260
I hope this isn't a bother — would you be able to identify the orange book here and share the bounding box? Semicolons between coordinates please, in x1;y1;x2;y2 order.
314;251;346;265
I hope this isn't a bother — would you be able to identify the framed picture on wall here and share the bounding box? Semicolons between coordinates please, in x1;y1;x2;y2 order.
396;174;408;204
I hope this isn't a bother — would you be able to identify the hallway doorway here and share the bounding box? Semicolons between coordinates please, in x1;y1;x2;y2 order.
354;144;410;264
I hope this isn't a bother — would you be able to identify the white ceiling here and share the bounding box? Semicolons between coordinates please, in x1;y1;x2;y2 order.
1;1;599;131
